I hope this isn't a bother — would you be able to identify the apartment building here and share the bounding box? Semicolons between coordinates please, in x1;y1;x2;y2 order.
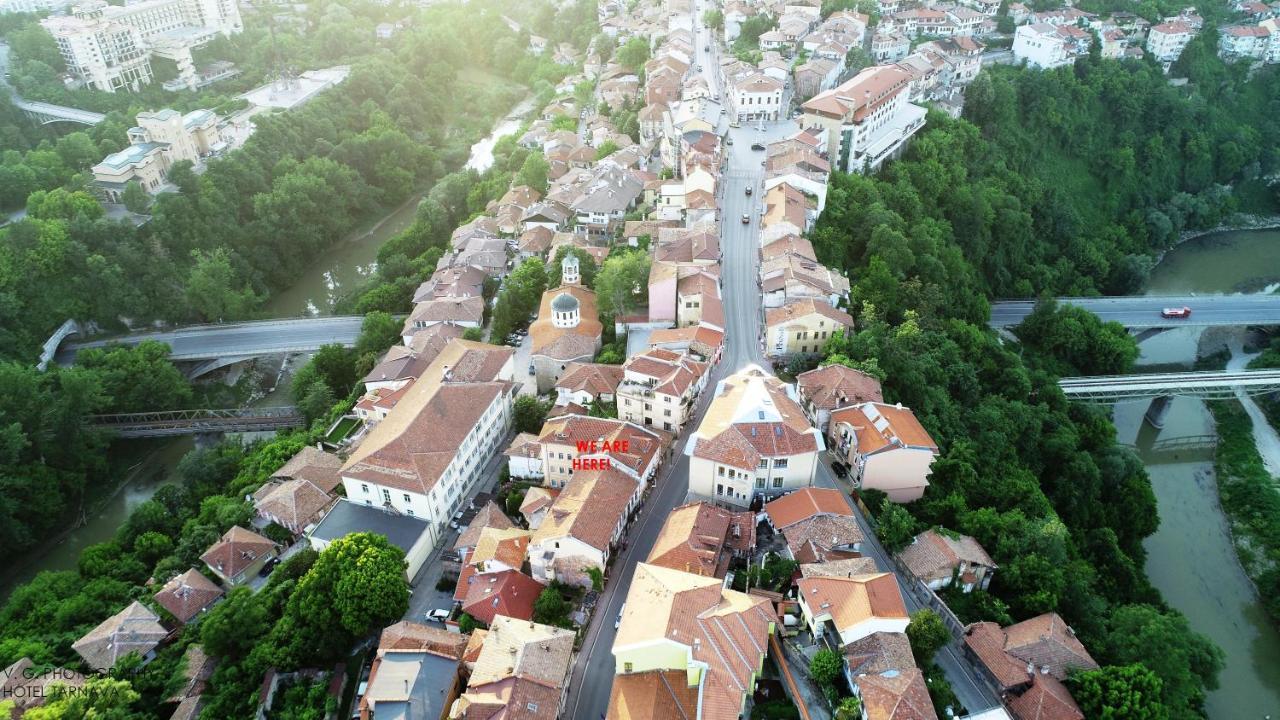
830;401;939;503
92;107;222;200
1012;22;1091;69
609;563;775;719
801;65;927;174
339;340;518;558
42;0;242;92
686;365;823;507
1146;20;1195;63
764;298;854;359
617;348;710;433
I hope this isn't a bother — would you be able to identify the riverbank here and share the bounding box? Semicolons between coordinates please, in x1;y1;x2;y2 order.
1176;213;1280;243
1206;400;1280;627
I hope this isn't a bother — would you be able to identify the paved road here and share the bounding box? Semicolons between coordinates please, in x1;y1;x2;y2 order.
989;295;1280;329
1059;367;1280;400
565;21;1004;717
57;316;366;363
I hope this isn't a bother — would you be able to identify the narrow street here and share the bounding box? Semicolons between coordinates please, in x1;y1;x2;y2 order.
565;10;1004;719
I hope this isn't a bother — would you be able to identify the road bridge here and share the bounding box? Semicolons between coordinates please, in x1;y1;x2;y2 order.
90;407;304;438
1059;368;1280;427
990;295;1280;330
57;316;366;369
12;97;106;126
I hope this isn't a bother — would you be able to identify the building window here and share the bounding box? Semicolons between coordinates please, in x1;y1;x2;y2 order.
773;477;784;488
756;477;765;488
406;509;414;516
403;493;411;503
381;489;391;503
774;458;789;469
361;484;369;494
718;466;725;477
624;662;633;673
716;483;724;496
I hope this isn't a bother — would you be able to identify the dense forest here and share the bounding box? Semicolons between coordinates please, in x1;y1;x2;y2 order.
812;52;1280;719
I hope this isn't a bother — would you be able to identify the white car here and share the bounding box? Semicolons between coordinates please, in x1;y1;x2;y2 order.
615;604;626;628
426;608;451;622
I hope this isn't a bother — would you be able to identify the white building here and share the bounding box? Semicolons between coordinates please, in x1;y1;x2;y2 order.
685;365;823;507
1146;20;1195;64
729;73;784;122
41;0;242;93
800;65;927;174
1219;23;1276;61
339;340;516;560
92;107;223;200
1011;23;1090;69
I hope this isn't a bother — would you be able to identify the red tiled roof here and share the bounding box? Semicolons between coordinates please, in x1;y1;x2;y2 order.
765;487;853;528
461;570;546;625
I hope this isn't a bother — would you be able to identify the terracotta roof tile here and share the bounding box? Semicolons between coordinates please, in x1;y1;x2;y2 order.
200;526;276;580
897;529;995;584
461;570;546;625
856;667;938;720
797;365;884;413
153;569;224;624
765;488;853;528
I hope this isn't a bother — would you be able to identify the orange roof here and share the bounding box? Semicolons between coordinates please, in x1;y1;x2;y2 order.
646;502;756;578
765;487;852;528
607;670;700;720
797;365;883;412
797;573;908;633
530;284;603;361
831;402;938;456
1009;674;1084;720
857;667;937;720
460;569;545;625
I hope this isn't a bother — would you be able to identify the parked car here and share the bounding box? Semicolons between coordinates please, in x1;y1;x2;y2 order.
725;136;733;145
615;604;626;628
830;461;849;479
257;556;281;577
750;142;765;151
745;186;752;195
704;45;710;51
1161;306;1192;319
426;608;451;623
528;363;535;375
741;214;750;224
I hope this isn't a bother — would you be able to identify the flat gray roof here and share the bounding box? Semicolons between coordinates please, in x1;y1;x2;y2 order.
310;500;428;554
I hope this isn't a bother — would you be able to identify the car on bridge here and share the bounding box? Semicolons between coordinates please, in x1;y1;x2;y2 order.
1161;306;1192;319
741;213;750;224
745;186;752;195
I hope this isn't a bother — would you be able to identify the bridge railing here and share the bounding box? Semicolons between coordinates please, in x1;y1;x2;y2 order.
90;406;301;425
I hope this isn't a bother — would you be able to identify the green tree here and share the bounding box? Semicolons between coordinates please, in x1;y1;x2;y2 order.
516;152;550;194
463;327;485;341
548;246;598;287
594;249;650;318
1070;664;1169;720
702;8;724;28
120;181;151;213
24;677;138;720
585;566;604;592
26;188;103;221
1014;299;1138;377
513;395;552;434
1102;605;1223;720
595;140;620;160
906;609;951;665
75;340;193;413
809;648;842;687
298;381;337;423
614;36;651;70
876;503;917;553
533;586;570;626
834;697;862;720
185;249;258;322
201;586;270;659
271;533;409;666
458;612;483;634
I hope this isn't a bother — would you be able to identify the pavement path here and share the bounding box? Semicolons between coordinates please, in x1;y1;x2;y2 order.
1227;337;1280;476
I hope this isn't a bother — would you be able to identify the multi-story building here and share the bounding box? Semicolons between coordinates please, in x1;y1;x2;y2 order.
449;616;575;720
1012;22;1091;69
609;563;775;718
729;72;784;122
1146;20;1195;64
829;401;939;503
339;340;517;558
533;414;667;489
1218;22;1269;59
685;365;823;507
800;66;927;174
42;0;242;93
92;107;222;200
764;298;854;359
617;348;709;433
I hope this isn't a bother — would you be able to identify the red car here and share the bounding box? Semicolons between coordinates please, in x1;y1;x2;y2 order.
1161;306;1192;319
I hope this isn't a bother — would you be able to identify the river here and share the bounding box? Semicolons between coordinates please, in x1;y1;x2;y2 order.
0;94;534;601
1115;227;1280;719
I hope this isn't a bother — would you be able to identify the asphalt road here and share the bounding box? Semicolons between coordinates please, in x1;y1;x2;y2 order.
989;295;1280;329
58;316;366;363
566;22;1003;716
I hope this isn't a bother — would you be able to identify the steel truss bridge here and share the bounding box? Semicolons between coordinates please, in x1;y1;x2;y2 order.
90;407;304;438
1058;369;1280;402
